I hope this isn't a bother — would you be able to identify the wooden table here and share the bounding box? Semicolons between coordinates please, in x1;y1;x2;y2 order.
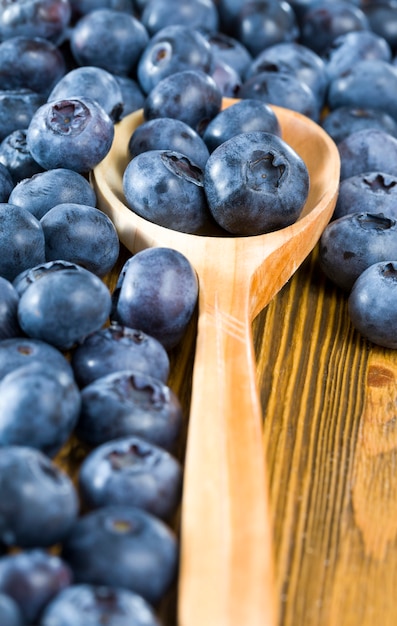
62;240;397;625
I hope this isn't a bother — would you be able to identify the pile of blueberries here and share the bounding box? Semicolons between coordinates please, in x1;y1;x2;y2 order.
1;0;397;624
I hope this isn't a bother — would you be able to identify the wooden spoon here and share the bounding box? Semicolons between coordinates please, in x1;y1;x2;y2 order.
91;98;340;626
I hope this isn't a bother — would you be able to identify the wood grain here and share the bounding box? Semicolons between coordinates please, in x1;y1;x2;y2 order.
254;246;397;626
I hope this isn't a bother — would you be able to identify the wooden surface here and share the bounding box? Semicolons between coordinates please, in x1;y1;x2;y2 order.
144;239;397;626
91;102;340;626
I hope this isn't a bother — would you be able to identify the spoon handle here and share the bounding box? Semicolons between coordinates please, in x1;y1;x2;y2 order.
178;276;277;626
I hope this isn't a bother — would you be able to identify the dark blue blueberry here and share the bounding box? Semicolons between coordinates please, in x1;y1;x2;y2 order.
17;263;112;350
79;436;183;520
47;66;124;123
0;89;44;143
0;36;66;97
321;107;397;145
143;69;222;136
0;445;79;548
362;1;397;53
338;128;397;180
204;31;253;79
40;202;120;277
202;98;281;153
327;59;397;122
12;259;84;296
245;41;328;105
0;202;45;281
0;550;73;625
27;97;114;173
115;76;146;119
70;0;135;19
239;71;321;122
61;505;178;606
0;361;81;456
40;584;161;626
139;0;219;36
8;168;97;220
123;149;210;234
319;212;397;291
70;9;149;77
0;336;74;382
0;593;23;626
71;322;170;387
234;0;300;58
0;277;21;340
0;0;71;44
348;261;397;348
204;130;310;235
300;1;369;55
323;30;392;83
115;248;199;350
0;129;44;184
0;162;14;201
128;117;210;169
137;25;213;95
333;171;397;221
209;57;242;98
75;370;183;452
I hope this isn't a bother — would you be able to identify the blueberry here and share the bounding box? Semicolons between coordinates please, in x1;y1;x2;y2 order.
0;550;73;625
137;25;213;95
338;128;397;180
12;259;84;296
203;31;253;79
0;202;45;281
61;505;178;606
8;168;97;220
0;0;72;44
362;1;397;53
321;107;397;145
245;41;328;106
0;129;44;184
123;149;210;234
0;445;79;548
0;361;81;456
115;76;146;119
202;98;281;153
319;212;397;291
27;97;114;173
300;1;369;55
143;69;222;136
0;89;44;143
0;277;21;340
0;593;23;626
204;130;310;235
114;248;199;350
71;323;170;387
0;162;14;201
209;57;242;98
139;0;219;36
234;0;300;58
17;263;112;350
70;9;149;77
333;171;397;221
128;117;210;170
327;59;397;122
323;30;392;83
47;66;125;123
0;36;66;97
69;0;135;18
348;261;397;348
239;70;321;122
75;370;182;452
79;436;183;520
40;202;120;277
0;336;74;382
40;584;162;626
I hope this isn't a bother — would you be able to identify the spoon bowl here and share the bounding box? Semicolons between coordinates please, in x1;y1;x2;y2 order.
91;98;340;626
